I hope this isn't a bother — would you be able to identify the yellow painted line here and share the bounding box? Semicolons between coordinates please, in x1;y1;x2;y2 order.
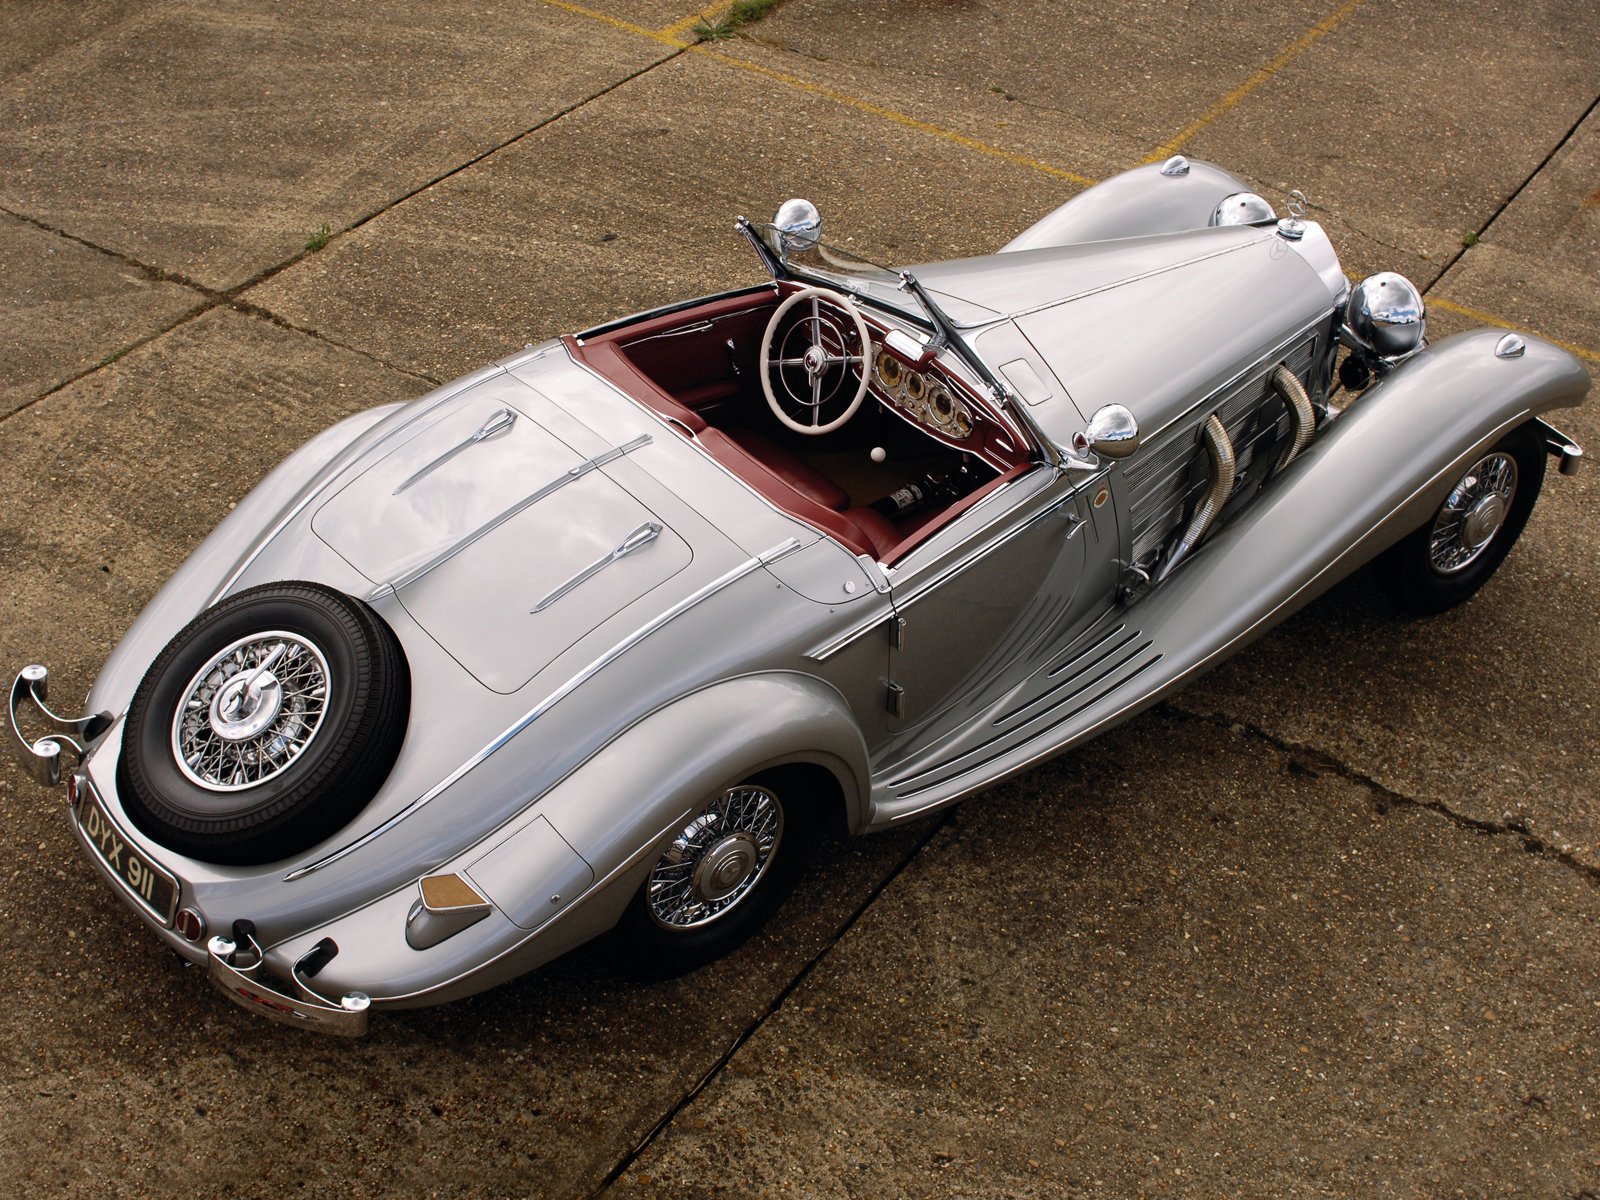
1428;297;1600;364
538;0;1598;365
659;0;736;39
1145;0;1366;163
537;0;1093;185
689;48;1096;185
541;0;686;46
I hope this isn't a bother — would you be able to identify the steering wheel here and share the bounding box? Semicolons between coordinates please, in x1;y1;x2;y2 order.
759;287;874;435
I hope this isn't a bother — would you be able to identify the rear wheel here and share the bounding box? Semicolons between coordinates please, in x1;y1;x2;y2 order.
118;582;409;865
616;770;820;976
1373;421;1545;614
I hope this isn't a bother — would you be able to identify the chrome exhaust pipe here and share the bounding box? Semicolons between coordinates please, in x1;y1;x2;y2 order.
1156;415;1236;584
1272;364;1315;472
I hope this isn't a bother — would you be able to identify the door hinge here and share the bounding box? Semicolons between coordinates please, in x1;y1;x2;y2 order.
889;616;906;651
885;681;906;718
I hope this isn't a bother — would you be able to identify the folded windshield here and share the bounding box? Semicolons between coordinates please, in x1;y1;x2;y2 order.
756;224;926;325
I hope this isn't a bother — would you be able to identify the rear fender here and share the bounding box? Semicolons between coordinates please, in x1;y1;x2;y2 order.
1001;159;1254;252
87;403;404;714
268;671;867;1007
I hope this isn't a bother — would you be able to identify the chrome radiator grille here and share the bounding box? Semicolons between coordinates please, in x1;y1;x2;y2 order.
1122;332;1325;568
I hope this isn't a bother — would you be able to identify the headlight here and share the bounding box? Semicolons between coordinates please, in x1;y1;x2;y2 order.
1209;192;1276;226
1347;272;1425;358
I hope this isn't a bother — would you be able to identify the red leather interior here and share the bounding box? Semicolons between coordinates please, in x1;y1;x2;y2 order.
726;429;850;512
566;293;1039;565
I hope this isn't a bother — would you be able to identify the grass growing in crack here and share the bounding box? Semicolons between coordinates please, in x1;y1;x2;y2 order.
304;222;333;252
1462;231;1480;248
694;0;783;41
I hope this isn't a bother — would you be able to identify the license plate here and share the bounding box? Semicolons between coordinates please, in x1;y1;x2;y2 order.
75;783;180;926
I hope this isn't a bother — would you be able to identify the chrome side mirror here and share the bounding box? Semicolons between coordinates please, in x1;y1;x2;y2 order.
772;198;822;253
1072;404;1139;460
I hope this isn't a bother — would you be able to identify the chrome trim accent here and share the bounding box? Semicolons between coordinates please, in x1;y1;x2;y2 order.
1536;418;1583;476
532;522;662;613
1495;333;1527;360
1155;414;1236;584
9;664;99;787
286;538;804;880
1159;154;1190;177
855;554;891;594
392;407;516;494
1071;403;1140;461
806;605;895;662
1002;232;1276;322
386;433;653;592
208;370;504;606
1271;363;1315;472
207;929;370;1037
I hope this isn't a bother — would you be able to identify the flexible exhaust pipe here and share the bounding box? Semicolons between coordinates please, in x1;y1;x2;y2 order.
1155;414;1235;583
1272;364;1315;472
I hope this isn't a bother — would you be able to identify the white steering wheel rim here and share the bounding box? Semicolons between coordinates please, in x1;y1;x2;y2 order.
759;286;874;435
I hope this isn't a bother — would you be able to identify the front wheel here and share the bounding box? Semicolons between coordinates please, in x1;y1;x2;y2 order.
615;771;819;977
1373;421;1546;614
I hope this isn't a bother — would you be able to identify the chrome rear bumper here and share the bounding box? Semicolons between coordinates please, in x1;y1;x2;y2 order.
1537;417;1584;476
8;665;109;787
207;924;372;1037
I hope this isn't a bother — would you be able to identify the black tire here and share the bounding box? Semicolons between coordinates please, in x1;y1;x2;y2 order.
118;582;410;865
615;768;821;978
1373;420;1546;615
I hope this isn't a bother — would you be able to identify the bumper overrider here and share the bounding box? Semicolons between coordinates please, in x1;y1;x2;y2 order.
10;664;373;1037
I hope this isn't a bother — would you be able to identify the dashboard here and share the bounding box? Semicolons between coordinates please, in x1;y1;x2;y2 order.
871;344;976;440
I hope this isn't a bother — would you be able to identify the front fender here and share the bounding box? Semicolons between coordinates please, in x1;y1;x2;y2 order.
266;671;868;1007
1001;158;1254;251
1138;327;1590;663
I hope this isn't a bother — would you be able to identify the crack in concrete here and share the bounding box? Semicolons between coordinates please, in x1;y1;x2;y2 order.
1;47;687;421
1163;702;1600;886
588;811;953;1198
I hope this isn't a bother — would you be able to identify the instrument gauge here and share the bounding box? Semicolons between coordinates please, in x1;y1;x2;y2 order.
875;352;903;392
927;385;956;427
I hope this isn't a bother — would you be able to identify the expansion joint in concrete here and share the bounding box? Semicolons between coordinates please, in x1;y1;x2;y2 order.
1162;702;1600;887
1420;87;1600;294
588;811;954;1198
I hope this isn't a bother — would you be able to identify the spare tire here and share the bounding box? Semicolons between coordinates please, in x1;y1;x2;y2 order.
117;582;410;865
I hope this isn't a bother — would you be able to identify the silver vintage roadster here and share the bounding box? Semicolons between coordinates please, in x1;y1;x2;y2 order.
9;157;1589;1035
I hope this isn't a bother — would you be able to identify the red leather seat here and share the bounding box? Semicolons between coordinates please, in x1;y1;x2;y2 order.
725;429;850;513
840;507;901;559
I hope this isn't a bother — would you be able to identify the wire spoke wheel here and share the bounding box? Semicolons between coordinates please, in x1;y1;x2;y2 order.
1373;422;1545;615
171;632;331;791
647;784;784;931
1427;452;1517;575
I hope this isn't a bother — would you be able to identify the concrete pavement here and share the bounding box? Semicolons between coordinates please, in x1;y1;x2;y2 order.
2;2;1596;1196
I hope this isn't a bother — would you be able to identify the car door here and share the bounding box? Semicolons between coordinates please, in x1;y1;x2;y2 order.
883;466;1112;739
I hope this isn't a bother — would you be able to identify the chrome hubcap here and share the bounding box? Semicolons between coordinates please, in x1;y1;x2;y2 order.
171;632;331;792
1429;452;1517;575
647;785;783;930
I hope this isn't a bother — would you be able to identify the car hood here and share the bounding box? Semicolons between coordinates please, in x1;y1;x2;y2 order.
309;377;723;694
924;224;1344;446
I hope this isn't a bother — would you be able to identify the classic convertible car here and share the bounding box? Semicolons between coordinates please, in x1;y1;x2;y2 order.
10;157;1589;1035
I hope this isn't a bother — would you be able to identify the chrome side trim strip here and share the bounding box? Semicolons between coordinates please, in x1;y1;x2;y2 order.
1000;232;1275;322
287;537;803;880
383;434;652;593
393;407;516;494
892;485;1080;612
532;521;662;613
806;606;894;662
208;368;505;606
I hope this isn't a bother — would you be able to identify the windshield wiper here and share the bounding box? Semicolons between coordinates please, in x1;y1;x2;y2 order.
897;271;1063;468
